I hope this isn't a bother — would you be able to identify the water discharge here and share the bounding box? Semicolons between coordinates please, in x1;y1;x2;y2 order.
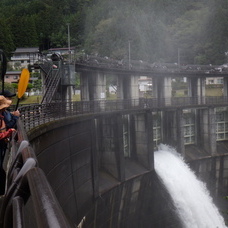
154;144;227;228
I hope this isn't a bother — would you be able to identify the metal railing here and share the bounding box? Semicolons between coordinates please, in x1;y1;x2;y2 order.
40;62;61;104
18;97;228;132
76;55;227;75
0;119;74;228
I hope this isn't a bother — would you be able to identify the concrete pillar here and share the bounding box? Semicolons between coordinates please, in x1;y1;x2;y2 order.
91;118;99;197
80;72;106;111
92;72;106;101
117;75;139;106
201;108;216;155
130;75;139;100
223;77;228;96
92;72;106;111
80;72;90;101
218;156;224;197
197;77;206;104
187;77;196;97
100;116;118;179
176;109;185;156
116;75;124;110
100;114;125;181
80;72;106;101
66;86;73;101
115;114;125;181
80;72;91;112
152;77;158;99
162;109;184;155
153;76;172;106
195;109;202;147
133;112;154;170
162;110;176;146
163;77;172;105
146;111;154;170
117;75;124;99
187;77;206;105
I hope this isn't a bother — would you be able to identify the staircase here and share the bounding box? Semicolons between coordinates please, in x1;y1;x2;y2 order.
39;61;62;104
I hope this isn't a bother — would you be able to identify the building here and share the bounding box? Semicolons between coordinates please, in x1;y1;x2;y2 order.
206;77;223;85
138;76;152;97
5;71;38;88
10;47;40;69
5;71;21;84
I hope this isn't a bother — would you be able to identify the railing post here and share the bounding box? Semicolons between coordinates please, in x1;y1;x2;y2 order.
12;196;24;228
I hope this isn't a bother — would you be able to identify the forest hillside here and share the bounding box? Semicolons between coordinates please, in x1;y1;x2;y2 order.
0;0;228;65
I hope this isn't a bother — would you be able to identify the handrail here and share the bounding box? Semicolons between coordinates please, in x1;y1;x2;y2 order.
18;97;228;132
41;66;61;104
0;119;74;228
39;61;62;104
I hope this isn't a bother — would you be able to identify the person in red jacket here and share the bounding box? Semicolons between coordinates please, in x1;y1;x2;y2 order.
0;95;16;168
0;95;16;195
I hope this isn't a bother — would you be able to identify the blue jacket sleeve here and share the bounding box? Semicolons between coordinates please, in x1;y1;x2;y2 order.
3;111;18;129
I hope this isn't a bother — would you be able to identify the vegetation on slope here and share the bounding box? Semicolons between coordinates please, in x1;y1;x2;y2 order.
0;0;228;65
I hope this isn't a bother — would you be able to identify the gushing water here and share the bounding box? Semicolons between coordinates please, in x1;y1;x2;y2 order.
154;144;227;228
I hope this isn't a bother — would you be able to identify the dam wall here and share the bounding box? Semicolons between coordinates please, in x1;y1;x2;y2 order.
28;115;95;225
188;149;228;214
27;112;228;227
27;113;182;227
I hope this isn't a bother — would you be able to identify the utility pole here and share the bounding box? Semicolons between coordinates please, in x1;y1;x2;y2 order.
178;48;180;67
67;23;71;63
66;23;72;102
128;40;131;70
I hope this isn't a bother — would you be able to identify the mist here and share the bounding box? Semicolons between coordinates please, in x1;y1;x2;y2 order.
83;0;228;65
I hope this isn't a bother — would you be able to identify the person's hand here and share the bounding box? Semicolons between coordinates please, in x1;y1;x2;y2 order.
9;128;16;133
11;110;20;117
4;128;17;139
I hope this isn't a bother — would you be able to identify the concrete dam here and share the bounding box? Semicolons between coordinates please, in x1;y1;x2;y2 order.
1;102;228;228
1;57;228;227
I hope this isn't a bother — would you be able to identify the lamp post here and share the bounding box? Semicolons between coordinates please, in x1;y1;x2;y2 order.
67;23;71;63
66;23;72;102
178;48;180;67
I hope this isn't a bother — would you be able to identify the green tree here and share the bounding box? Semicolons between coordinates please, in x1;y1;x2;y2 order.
0;18;15;57
9;15;38;48
0;82;16;93
33;79;42;91
0;0;228;65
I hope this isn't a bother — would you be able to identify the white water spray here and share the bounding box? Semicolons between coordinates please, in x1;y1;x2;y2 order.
154;144;227;228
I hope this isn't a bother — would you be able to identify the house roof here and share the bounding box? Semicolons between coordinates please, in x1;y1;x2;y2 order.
13;47;39;53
